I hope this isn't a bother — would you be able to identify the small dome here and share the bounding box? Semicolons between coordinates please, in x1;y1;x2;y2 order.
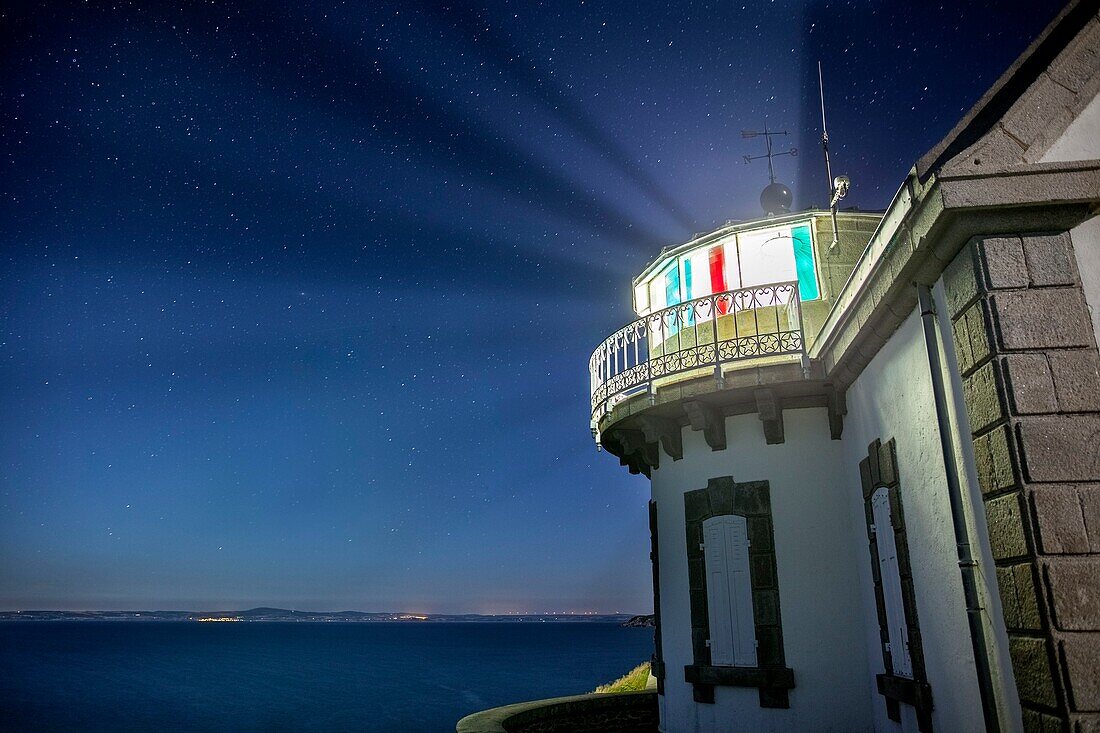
760;182;793;215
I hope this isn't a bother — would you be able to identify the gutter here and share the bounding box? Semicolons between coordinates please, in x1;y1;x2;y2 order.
916;284;1001;733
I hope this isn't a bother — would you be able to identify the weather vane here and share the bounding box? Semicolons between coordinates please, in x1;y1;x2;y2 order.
742;123;797;215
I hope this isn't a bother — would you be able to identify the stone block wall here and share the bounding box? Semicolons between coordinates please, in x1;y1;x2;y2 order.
943;231;1100;733
805;214;881;350
456;691;658;733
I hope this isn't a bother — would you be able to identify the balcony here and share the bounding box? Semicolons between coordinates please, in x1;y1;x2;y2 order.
589;281;806;439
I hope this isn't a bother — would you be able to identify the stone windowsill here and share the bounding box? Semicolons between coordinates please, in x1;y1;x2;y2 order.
684;664;795;689
876;673;933;709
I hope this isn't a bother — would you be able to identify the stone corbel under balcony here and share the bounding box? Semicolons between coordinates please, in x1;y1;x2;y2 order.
600;376;849;474
638;415;684;461
754;389;784;444
683;399;726;451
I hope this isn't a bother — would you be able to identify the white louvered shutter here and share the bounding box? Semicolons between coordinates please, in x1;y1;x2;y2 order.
703;515;757;667
872;487;913;677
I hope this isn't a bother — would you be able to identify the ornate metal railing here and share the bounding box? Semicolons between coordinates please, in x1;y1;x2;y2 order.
589;281;805;426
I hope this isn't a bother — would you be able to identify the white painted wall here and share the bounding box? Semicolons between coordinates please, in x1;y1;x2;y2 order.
651;408;871;733
1069;215;1100;347
647;290;1028;733
1040;90;1100;163
1043;85;1100;348
842;305;997;733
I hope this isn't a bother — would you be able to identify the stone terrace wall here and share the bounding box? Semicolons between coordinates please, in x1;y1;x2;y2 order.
943;231;1100;733
456;690;658;733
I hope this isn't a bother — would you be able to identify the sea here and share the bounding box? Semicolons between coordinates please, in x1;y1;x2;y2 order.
0;621;653;732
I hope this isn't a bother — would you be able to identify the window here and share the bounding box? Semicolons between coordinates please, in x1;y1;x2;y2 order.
872;487;913;677
860;439;932;730
634;222;820;317
703;515;757;667
634;282;650;314
663;262;681;307
708;245;731;314
737;228;798;292
684;478;793;708
648;275;664;314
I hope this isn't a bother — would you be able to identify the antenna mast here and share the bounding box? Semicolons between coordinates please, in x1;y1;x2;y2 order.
819;62;833;196
818;62;849;250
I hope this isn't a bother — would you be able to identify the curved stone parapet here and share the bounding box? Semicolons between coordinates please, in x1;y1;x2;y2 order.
455;690;657;733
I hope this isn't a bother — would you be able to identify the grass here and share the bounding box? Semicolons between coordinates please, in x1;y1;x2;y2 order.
594;661;652;693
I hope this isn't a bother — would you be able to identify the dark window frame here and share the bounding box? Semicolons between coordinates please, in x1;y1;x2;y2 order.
860;438;934;731
649;500;665;694
683;476;794;708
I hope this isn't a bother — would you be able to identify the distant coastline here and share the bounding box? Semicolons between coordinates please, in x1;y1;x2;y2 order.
0;607;640;623
620;614;655;628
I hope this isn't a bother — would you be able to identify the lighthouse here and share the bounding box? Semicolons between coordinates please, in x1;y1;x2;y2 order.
586;6;1100;729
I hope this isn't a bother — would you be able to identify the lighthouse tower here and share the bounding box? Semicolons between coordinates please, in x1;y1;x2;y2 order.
589;207;886;731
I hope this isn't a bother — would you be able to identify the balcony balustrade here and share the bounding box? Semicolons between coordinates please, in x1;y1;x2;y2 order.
589;281;806;430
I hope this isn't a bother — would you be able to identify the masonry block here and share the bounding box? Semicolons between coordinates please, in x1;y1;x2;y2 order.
944;241;982;318
996;566;1021;628
1083;487;1100;553
1002;72;1078;149
689;590;708;627
1021;708;1065;733
965;361;1007;433
965;299;994;368
1062;634;1100;710
747;517;773;551
684;490;711;523
986;493;1030;560
953;315;976;374
756;626;783;666
973;425;1019;495
750;554;776;589
734;482;770;517
1022;232;1078;287
1010;635;1059;708
1046;559;1100;630
1047;15;1100;94
970;301;995;363
752;590;779;625
708;485;734;516
1050;350;1100;412
878;440;898;487
997;563;1043;631
691;627;710;663
1004;354;1058;414
981;236;1030;289
992;289;1094;350
1019;562;1044;631
1017;416;1100;482
687;558;704;590
1031;486;1092;554
1076;714;1100;733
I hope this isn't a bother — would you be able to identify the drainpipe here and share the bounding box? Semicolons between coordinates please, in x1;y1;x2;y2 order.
917;284;1001;733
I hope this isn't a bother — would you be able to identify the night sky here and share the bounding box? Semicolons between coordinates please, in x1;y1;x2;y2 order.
1;1;1063;613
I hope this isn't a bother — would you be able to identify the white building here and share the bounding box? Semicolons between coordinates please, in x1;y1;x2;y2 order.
588;3;1100;732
